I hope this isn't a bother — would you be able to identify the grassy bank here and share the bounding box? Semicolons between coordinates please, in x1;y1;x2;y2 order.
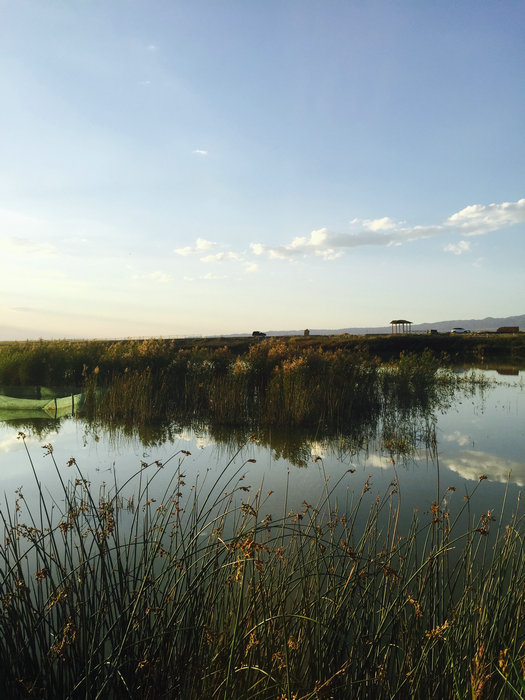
1;439;523;699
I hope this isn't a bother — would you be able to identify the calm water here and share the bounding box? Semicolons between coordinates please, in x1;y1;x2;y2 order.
1;370;523;536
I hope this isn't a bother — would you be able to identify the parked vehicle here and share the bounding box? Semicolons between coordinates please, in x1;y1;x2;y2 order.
451;327;471;334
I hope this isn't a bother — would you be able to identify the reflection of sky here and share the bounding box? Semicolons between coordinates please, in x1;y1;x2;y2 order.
437;372;524;483
443;449;524;487
0;372;522;535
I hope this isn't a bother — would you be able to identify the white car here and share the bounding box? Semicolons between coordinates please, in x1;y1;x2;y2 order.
451;327;471;334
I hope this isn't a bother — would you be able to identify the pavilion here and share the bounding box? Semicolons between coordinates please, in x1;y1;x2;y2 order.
390;319;413;334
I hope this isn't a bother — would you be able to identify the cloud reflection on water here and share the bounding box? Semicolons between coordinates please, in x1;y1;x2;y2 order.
443;449;524;487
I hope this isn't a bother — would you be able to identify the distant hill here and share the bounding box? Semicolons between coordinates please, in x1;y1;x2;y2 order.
1;313;523;342
261;314;525;336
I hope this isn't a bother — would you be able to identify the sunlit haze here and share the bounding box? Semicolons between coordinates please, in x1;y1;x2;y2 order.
1;1;523;339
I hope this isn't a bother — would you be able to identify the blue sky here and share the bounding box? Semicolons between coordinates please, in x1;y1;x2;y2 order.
1;0;524;339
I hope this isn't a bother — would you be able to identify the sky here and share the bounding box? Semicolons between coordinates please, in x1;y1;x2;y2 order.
1;0;524;339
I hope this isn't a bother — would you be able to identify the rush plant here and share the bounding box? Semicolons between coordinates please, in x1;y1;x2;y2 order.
0;438;523;699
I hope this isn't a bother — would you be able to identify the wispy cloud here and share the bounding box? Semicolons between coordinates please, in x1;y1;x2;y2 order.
444;198;525;235
175;239;257;273
250;225;441;260
200;252;242;263
444;240;471;255
174;238;217;256
192;149;208;156
251;198;525;261
173;198;523;270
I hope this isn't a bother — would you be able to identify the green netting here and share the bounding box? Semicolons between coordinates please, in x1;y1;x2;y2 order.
0;393;83;414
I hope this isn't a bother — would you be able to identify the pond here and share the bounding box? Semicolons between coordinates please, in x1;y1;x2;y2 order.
1;368;523;538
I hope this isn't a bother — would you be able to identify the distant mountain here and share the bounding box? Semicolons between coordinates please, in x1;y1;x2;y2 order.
1;313;523;342
262;314;525;336
407;314;525;333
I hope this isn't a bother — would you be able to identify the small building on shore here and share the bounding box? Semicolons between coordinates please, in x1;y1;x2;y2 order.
390;319;413;334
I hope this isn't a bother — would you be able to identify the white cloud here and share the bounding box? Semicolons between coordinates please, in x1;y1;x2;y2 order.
444;240;471;255
444;449;525;487
442;430;471;446
249;197;524;262
180;244;258;276
0;433;42;454
365;454;393;470
363;216;398;231
444;198;525;235
251;228;333;259
172;197;523;271
192;149;208;156
174;238;217;256
310;441;328;460
200;251;243;263
315;248;344;261
250;224;441;260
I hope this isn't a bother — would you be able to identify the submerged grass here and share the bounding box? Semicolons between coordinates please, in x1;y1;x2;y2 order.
1;437;523;699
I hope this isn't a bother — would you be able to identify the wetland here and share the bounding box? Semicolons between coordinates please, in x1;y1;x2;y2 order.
0;336;523;698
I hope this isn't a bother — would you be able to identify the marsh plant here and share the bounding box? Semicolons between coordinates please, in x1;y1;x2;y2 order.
0;436;523;699
0;334;523;388
80;343;459;435
0;338;509;437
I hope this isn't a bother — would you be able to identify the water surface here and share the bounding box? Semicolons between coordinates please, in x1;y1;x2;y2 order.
0;370;522;537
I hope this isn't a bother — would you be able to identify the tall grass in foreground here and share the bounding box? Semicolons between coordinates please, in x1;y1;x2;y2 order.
1;438;523;699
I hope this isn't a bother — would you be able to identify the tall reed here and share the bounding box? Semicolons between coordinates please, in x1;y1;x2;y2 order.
1;438;523;699
84;343;451;432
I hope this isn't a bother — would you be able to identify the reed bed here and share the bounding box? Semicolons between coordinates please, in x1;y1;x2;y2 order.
1;334;522;390
0;337;507;433
1;437;523;699
83;342;453;433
